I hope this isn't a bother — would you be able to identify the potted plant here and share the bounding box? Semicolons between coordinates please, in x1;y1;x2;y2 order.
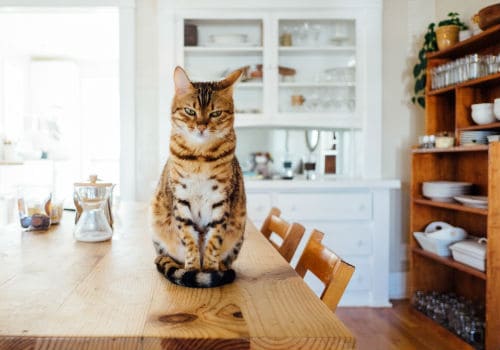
411;13;467;108
435;12;468;50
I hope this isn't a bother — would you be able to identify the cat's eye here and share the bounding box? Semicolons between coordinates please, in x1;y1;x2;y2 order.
184;107;196;116
209;110;222;118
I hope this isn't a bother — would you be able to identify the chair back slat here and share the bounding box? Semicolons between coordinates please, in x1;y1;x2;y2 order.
260;207;305;262
295;229;355;312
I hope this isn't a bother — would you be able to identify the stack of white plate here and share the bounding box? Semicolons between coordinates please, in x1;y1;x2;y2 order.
454;195;488;209
460;131;497;145
422;181;472;202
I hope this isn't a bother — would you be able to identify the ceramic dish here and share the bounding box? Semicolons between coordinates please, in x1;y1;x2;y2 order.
488;135;500;143
454;195;488;209
422;181;472;202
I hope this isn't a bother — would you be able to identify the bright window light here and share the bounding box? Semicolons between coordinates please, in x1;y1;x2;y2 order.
0;9;119;214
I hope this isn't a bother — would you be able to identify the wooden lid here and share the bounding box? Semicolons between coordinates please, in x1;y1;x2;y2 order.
74;174;112;187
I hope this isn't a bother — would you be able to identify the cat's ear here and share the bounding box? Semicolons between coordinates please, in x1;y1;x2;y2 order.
174;66;192;94
219;69;243;90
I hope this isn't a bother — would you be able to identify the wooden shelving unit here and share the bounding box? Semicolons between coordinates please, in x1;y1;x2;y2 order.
410;24;500;350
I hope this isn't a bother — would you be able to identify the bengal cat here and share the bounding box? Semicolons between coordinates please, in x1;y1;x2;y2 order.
150;66;246;288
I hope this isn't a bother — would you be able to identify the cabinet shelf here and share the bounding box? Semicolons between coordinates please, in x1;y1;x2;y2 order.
279;46;355;53
184;46;263;54
237;82;263;88
412;145;489;153
412;248;486;280
413;197;488;216
459;122;500;132
279;82;355;87
428;72;500;96
427;24;500;60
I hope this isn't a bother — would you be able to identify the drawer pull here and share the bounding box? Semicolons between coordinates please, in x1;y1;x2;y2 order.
357;240;364;247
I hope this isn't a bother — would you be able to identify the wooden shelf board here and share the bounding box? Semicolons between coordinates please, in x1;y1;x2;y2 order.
459;122;500;131
413;197;488;216
427;85;455;96
412;247;486;280
428;72;500;96
412;145;489;153
427;24;500;59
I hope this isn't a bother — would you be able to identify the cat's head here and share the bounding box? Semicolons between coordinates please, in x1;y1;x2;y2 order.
171;66;241;144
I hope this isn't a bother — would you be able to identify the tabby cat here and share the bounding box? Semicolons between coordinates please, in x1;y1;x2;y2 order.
150;66;246;288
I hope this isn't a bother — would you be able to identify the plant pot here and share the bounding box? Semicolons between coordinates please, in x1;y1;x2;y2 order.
436;25;459;50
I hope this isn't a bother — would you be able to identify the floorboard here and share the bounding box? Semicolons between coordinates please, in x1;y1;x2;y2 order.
336;300;475;350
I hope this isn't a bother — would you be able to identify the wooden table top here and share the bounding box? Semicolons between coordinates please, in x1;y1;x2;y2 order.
0;202;355;350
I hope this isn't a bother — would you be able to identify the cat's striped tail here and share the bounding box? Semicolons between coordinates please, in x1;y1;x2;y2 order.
155;255;236;288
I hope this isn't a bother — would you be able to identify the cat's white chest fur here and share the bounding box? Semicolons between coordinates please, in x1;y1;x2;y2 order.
176;174;224;228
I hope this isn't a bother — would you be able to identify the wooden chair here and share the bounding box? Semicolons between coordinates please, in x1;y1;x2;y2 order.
295;229;355;312
260;207;305;262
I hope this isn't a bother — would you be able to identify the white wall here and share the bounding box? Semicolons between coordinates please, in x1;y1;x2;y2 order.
135;0;159;200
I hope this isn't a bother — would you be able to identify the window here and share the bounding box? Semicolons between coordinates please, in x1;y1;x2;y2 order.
0;9;120;209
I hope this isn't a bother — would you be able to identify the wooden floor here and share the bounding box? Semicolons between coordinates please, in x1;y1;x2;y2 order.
336;300;474;350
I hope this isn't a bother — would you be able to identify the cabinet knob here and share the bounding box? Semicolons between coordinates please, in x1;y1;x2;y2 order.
290;205;297;211
358;204;366;211
357;240;364;247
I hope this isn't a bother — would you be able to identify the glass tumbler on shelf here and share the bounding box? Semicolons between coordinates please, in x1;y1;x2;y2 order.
73;177;114;242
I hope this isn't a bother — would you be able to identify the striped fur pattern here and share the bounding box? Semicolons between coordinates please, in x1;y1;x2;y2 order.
150;67;246;288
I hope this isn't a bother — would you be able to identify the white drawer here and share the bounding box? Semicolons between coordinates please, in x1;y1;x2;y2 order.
344;259;371;292
275;192;372;221
303;259;371;296
315;223;372;256
246;193;272;222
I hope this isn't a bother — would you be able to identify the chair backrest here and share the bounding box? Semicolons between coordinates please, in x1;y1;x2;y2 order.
295;229;355;312
260;207;305;262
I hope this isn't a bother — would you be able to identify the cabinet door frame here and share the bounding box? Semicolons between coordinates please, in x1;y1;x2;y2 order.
270;9;365;128
174;10;270;116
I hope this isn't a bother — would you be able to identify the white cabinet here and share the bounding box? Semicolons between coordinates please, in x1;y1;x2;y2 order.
169;7;376;131
158;1;382;179
245;180;396;307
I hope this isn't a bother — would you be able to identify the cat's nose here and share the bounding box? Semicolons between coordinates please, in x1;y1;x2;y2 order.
197;124;207;133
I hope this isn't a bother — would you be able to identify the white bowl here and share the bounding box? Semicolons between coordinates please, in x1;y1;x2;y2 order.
471;103;493;110
472;108;495;125
494;105;500;119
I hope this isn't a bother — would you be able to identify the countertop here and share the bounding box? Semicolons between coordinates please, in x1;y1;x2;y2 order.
244;177;401;190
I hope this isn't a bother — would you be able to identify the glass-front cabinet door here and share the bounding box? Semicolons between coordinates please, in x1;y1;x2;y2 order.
176;16;266;123
273;15;359;128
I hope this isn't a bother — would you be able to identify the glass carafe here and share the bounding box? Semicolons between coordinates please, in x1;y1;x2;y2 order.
73;178;113;242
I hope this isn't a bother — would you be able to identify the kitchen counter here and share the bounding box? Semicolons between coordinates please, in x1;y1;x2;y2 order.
244;177;400;190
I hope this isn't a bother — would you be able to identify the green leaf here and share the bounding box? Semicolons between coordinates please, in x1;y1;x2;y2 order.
419;49;426;61
417;97;425;108
413;64;421;77
415;76;425;93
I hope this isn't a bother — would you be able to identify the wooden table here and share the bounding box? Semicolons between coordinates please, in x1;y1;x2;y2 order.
0;202;355;349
